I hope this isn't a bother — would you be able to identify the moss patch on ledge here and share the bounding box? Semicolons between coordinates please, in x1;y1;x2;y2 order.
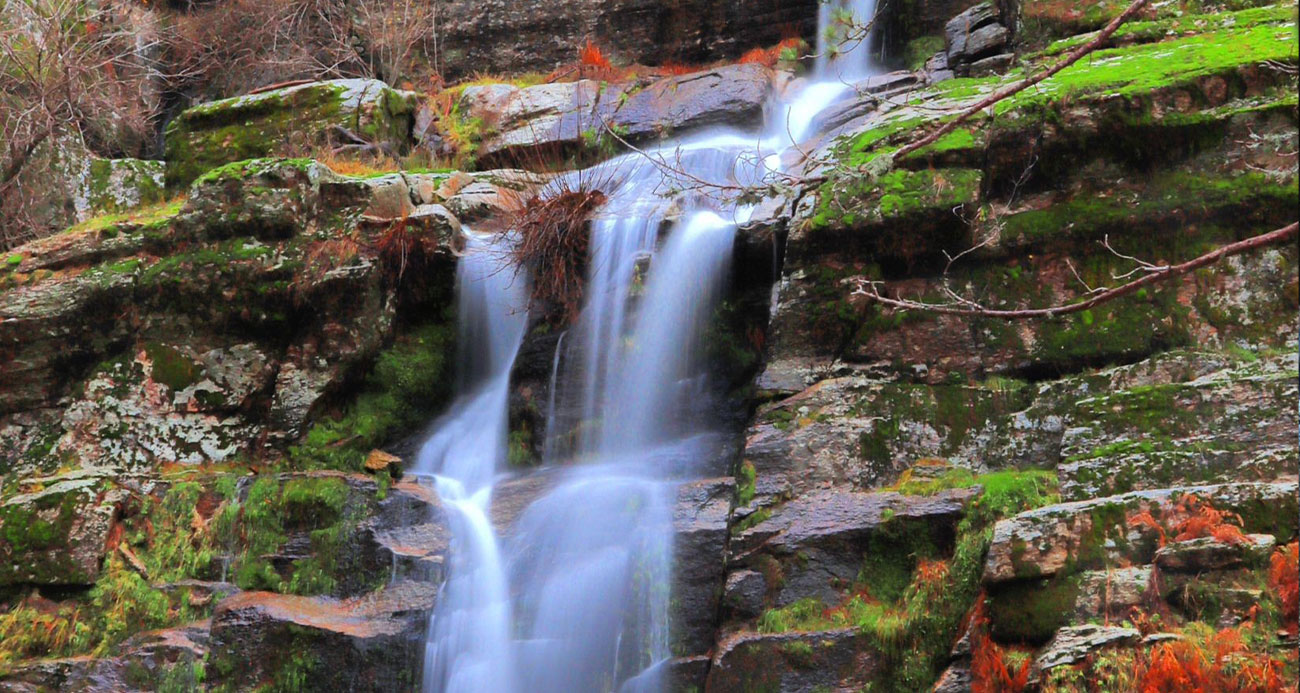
289;317;456;472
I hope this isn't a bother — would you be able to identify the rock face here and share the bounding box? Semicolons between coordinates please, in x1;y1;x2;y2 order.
0;477;124;585
429;0;819;79
468;63;774;165
2;1;1298;691
164;80;419;186
706;628;877;693
207;582;436;691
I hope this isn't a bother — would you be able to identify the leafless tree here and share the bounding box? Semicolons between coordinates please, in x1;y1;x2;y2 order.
0;0;156;248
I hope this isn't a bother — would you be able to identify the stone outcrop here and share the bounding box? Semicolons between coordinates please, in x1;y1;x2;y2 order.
428;0;819;79
164;80;419;186
465;63;774;165
207;581;436;691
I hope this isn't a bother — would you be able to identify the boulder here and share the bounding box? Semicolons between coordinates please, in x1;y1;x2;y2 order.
1032;624;1139;675
1153;534;1276;573
207;581;436;692
982;481;1298;585
672;477;734;656
0;477;124;586
706;628;877;693
164;79;419;186
477;64;773;164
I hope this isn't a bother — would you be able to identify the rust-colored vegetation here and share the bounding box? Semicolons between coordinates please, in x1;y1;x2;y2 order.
508;169;611;322
1127;494;1249;548
1271;541;1299;637
970;598;1032;693
737;37;805;68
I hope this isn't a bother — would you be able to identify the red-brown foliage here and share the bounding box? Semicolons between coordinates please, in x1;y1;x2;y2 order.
969;598;1031;693
579;39;612;69
1127;495;1248;548
509;184;607;323
1135;627;1292;693
737;37;804;68
1271;541;1299;636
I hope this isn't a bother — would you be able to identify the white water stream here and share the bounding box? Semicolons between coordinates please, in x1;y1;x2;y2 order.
418;2;881;691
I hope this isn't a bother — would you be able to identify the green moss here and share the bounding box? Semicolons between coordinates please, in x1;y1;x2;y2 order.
903;35;945;71
143;342;203;392
1033;4;1298;58
737;460;758;506
987;574;1082;642
290;318;456;472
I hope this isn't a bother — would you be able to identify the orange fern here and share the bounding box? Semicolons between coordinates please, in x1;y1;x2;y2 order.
1135;627;1291;693
1170;495;1247;544
1271;541;1299;636
580;39;612;69
969;597;1031;693
1128;509;1168;547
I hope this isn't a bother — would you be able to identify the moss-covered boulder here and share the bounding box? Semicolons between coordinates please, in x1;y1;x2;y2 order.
164;79;419;187
0;476;124;586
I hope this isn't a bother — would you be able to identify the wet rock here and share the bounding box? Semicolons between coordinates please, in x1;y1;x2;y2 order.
430;0;818;80
1071;567;1152;622
668;655;712;692
723;569;767;618
0;476;124;586
932;664;973;693
208;581;436;692
605;63;772;140
164;79;419;186
478;64;772;164
730;487;975;608
1154;534;1276;573
672;477;735;656
1031;625;1139;676
706;628;877;692
982;480;1298;585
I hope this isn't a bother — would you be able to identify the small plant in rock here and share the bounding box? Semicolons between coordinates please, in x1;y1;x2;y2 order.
970;598;1032;693
508;163;621;322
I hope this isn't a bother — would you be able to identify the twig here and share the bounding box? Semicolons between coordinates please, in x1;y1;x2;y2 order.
854;222;1299;319
891;0;1153;162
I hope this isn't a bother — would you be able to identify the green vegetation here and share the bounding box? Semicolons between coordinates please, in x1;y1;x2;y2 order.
903;35;945;71
752;469;1061;691
290;318;456;471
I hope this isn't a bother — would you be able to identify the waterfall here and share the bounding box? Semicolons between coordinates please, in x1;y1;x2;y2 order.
419;3;882;690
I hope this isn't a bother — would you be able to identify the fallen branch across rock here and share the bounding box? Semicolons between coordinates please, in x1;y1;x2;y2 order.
853;222;1299;319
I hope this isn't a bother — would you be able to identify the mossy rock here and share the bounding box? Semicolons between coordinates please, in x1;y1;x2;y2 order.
0;477;122;586
164;79;418;187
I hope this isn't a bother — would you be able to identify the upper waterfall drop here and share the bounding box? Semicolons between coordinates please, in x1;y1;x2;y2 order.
419;3;886;691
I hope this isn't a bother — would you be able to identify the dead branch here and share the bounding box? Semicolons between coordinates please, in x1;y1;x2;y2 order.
853;222;1299;319
891;0;1152;162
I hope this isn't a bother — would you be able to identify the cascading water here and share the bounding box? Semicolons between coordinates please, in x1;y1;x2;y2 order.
419;2;882;690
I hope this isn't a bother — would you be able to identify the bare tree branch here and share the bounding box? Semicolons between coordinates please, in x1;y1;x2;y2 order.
853;222;1299;319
